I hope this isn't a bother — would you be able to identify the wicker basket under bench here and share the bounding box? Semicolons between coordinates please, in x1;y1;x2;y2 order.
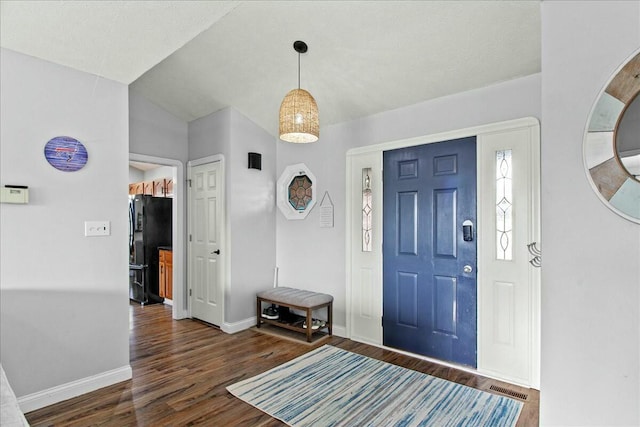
256;287;333;342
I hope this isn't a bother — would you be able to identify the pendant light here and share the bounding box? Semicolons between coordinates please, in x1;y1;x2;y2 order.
279;40;319;143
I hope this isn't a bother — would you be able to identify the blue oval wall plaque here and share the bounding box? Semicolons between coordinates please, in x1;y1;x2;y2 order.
44;136;88;172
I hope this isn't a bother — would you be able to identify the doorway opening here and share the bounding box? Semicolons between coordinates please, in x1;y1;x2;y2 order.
346;117;541;388
129;153;186;320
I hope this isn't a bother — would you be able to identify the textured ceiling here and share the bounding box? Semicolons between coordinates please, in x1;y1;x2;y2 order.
0;0;239;83
0;1;541;138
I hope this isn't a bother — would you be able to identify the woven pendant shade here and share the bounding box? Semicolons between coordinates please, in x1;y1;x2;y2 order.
279;88;319;143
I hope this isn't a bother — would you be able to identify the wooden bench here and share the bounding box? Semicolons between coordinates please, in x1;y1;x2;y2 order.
256;287;333;342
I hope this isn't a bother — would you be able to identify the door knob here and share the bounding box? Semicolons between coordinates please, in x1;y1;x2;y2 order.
463;265;473;273
211;249;220;255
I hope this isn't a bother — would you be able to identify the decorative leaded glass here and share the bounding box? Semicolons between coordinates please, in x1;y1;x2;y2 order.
496;150;513;260
362;168;373;252
288;175;313;211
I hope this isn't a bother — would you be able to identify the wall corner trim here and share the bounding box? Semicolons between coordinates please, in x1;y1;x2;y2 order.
221;316;257;334
17;365;132;413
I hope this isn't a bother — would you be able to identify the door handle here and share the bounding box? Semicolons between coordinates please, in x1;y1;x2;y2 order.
463;265;473;273
462;220;474;242
211;249;220;255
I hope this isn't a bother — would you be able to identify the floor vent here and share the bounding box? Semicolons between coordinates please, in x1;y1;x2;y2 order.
489;385;528;401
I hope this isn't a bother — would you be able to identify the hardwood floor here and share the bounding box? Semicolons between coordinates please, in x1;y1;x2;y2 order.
26;303;539;426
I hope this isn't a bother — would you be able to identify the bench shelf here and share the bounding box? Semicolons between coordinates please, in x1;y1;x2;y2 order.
256;287;333;343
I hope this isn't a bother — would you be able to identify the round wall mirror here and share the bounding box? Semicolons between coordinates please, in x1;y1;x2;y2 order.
616;91;640;181
584;50;640;223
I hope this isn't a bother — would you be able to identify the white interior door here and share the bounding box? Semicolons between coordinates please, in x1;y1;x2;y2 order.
189;160;224;326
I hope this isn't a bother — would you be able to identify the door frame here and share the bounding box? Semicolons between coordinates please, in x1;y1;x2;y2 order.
345;117;540;387
129;153;187;319
187;154;227;324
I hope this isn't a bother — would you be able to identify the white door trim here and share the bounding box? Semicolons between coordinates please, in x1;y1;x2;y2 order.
347;117;539;156
129;153;187;319
345;117;540;388
187;155;227;324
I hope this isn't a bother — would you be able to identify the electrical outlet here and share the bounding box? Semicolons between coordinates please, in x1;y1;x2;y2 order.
85;221;110;237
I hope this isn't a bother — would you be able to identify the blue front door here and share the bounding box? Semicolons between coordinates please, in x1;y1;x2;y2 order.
383;137;477;367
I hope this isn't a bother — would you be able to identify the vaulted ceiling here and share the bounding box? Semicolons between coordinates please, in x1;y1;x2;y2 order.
0;1;541;137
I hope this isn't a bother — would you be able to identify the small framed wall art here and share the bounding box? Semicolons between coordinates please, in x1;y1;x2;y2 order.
277;163;317;220
44;136;88;172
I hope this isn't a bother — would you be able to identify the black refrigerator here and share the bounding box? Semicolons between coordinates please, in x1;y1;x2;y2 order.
129;195;172;305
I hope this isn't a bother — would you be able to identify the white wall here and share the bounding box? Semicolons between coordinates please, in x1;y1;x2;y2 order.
129;166;145;183
540;2;640;425
188;108;277;324
227;110;277;322
142;165;174;182
129;90;188;163
276;73;541;330
0;48;130;403
188;107;231;161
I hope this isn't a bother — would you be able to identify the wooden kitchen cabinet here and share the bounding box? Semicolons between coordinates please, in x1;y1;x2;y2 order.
159;249;173;300
153;179;165;197
130;179;173;197
129;182;144;195
164;179;174;197
153;179;174;197
142;181;153;195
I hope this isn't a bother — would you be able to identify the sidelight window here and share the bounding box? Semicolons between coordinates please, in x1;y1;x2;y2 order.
496;150;513;260
362;168;373;252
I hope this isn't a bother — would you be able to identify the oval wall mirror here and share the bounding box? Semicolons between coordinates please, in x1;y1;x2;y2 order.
584;50;640;223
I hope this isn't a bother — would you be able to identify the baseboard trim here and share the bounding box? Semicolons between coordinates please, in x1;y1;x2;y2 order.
332;325;347;338
18;365;132;413
221;316;257;334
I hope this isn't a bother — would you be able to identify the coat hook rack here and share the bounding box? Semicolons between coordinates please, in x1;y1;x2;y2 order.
527;242;541;256
527;242;541;267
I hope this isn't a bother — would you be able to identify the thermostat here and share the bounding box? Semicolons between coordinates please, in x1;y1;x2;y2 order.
1;185;29;204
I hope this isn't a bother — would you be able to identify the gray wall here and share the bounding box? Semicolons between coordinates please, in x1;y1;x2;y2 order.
141;165;175;182
188;108;277;324
129;90;188;163
128;166;144;183
227;110;277;322
188;107;231;161
0;48;130;396
540;2;640;425
275;73;541;329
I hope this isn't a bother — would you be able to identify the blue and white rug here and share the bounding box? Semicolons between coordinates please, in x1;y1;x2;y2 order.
227;345;523;427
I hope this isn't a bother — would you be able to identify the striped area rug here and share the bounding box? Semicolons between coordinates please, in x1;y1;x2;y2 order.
227;345;522;427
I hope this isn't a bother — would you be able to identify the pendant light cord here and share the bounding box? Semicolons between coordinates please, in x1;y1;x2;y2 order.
297;51;301;89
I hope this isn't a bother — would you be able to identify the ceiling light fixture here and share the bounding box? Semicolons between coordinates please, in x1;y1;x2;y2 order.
279;40;319;143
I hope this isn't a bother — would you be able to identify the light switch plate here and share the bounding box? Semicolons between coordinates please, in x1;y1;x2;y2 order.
85;221;110;237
